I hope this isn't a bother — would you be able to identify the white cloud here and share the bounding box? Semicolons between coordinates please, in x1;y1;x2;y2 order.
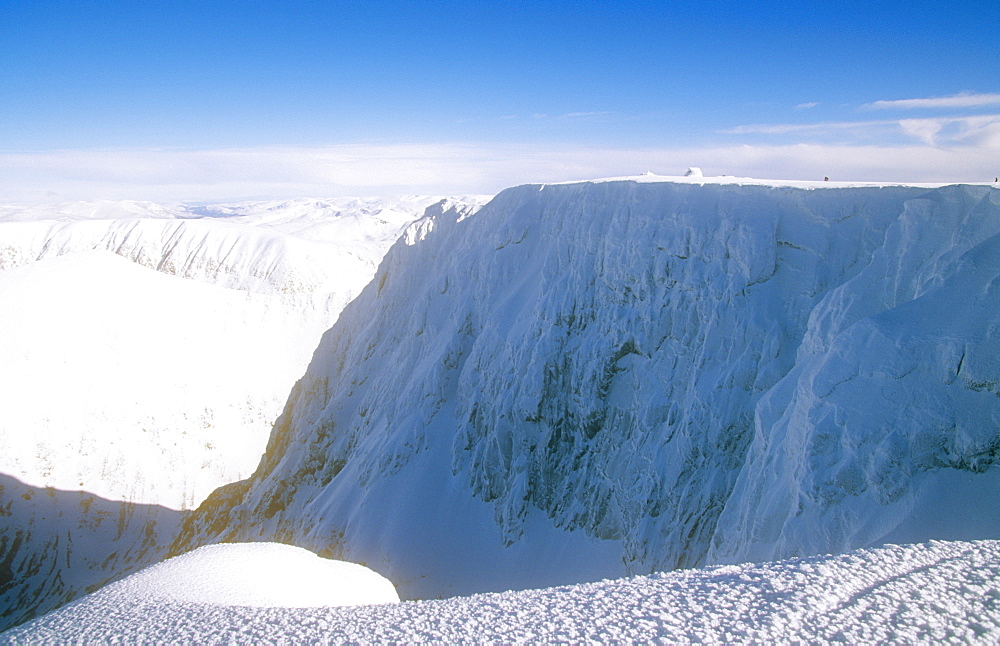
898;114;1000;147
724;114;1000;148
795;102;820;110
722;119;897;136
1;139;997;204
867;92;1000;110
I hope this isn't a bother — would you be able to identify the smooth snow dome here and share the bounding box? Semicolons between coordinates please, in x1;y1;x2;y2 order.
4;540;998;643
79;543;397;609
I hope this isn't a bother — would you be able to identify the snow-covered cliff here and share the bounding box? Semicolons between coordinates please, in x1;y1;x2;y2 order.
174;178;1000;600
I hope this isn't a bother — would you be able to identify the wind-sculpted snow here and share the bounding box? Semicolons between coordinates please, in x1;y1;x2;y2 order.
710;207;1000;563
5;540;999;643
174;178;1000;600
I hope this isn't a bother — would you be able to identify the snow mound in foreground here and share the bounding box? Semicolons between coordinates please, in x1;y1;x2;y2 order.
72;543;398;609
5;540;997;643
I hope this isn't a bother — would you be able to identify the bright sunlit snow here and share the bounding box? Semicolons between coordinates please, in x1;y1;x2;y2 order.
4;540;997;644
0;195;487;509
0;195;486;630
1;176;998;639
80;542;399;609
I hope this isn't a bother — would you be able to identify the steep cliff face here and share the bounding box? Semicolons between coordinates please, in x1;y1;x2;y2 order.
175;179;1000;599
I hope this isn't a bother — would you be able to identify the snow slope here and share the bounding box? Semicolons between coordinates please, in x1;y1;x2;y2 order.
0;195;486;630
173;177;1000;601
0;195;486;509
5;539;998;643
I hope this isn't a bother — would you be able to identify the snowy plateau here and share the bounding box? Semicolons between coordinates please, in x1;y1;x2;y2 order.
2;174;999;641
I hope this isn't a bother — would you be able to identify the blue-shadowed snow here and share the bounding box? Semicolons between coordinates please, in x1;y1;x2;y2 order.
3;540;997;644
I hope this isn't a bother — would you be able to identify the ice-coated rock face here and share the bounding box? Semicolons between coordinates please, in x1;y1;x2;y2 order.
176;179;1000;599
708;191;1000;563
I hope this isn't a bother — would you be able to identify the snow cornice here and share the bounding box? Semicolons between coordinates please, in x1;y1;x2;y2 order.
537;172;997;191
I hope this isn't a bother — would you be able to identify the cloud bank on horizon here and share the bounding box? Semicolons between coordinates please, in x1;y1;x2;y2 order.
1;1;997;201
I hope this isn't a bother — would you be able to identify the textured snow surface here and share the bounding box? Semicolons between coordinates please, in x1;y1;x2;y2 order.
173;179;1000;601
5;540;998;644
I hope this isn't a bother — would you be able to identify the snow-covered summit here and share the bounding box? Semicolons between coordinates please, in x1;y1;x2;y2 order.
71;542;399;609
0;195;487;509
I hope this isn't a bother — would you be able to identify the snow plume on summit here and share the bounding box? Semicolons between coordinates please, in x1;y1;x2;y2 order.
174;178;1000;600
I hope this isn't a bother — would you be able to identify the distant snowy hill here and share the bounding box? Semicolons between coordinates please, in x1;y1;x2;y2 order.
0;196;486;508
5;539;998;643
172;177;1000;601
0;195;487;630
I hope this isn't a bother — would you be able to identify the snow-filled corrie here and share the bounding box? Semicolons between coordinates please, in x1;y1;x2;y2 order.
4;540;998;643
172;178;1000;602
0;195;487;509
0;195;487;631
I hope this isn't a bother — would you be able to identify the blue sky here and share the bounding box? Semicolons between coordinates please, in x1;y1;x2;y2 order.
2;0;998;200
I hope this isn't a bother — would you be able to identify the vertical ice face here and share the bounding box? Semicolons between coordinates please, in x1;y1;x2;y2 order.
176;180;1000;599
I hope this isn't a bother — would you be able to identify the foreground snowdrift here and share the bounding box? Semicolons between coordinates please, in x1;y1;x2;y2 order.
57;542;399;609
174;177;1000;600
4;540;997;643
